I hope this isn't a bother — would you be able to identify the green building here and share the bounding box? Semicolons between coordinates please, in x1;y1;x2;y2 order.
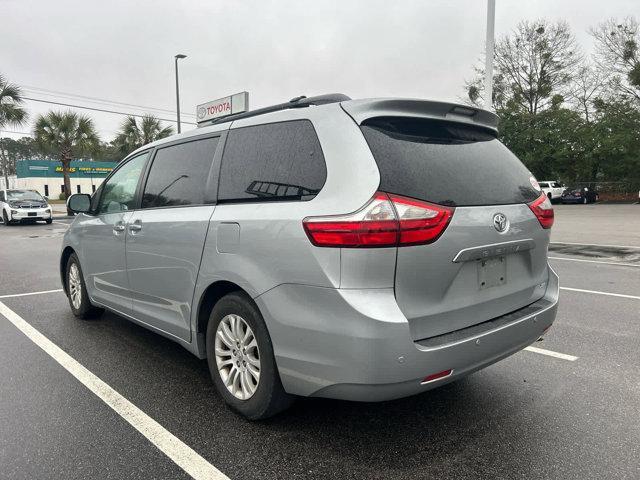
14;159;117;198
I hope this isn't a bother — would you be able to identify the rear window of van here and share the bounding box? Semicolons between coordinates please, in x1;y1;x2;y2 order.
360;117;540;207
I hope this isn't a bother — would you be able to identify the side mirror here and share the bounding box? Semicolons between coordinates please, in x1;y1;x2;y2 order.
67;193;92;213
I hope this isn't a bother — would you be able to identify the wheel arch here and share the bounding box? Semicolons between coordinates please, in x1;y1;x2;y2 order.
195;280;247;356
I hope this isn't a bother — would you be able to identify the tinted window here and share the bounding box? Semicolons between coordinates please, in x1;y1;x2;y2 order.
142;137;219;208
538;182;549;188
218;120;326;202
361;117;540;207
98;152;148;214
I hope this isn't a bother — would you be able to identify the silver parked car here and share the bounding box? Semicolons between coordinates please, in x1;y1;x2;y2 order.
61;94;558;419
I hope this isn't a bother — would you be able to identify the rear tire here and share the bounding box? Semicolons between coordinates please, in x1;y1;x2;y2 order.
206;291;294;420
65;253;103;319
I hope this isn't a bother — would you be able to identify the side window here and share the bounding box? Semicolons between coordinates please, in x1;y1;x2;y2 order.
0;191;5;202
218;120;326;202
142;137;219;208
90;184;103;212
97;152;149;214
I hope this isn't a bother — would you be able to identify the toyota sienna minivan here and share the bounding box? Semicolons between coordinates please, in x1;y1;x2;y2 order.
62;94;558;419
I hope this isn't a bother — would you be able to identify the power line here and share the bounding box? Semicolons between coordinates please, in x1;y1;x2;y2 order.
22;96;197;125
22;85;197;118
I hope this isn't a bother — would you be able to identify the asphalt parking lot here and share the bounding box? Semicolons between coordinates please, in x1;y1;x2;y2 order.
1;204;638;480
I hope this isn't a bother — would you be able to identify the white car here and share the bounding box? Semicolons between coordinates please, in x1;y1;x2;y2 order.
538;181;565;203
1;189;53;225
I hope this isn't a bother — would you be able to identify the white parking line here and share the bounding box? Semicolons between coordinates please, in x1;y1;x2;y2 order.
560;286;640;300
0;289;63;299
0;301;229;480
524;346;578;361
550;241;640;250
549;256;640;268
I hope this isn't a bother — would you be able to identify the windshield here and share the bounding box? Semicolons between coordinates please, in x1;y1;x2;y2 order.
7;190;45;202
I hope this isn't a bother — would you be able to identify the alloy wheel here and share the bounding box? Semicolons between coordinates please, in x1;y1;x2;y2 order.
214;314;261;400
68;263;82;310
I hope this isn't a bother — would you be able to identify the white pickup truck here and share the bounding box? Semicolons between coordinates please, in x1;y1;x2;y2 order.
538;181;566;203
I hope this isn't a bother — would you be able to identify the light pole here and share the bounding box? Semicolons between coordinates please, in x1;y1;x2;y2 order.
484;0;496;110
174;54;187;133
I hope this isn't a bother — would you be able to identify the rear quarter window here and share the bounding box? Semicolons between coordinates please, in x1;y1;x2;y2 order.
218;120;326;203
360;117;540;207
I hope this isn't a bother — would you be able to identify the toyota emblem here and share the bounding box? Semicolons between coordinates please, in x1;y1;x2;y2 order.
493;213;509;233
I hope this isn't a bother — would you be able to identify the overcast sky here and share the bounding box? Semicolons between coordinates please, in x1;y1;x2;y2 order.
2;0;637;143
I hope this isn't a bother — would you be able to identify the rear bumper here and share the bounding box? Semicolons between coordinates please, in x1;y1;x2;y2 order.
256;264;559;401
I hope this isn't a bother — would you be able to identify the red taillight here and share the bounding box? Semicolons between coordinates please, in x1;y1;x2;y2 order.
389;194;454;246
421;369;453;384
528;193;554;229
303;192;454;248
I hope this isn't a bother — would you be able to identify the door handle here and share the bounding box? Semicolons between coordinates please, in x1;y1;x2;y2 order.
129;223;142;232
113;223;125;233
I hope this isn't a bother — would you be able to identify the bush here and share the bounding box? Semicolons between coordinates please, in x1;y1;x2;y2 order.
58;192;66;201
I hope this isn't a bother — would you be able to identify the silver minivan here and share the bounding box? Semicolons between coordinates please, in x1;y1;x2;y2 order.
62;94;558;419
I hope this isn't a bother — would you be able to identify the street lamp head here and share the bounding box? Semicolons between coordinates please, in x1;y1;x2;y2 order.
175;54;187;60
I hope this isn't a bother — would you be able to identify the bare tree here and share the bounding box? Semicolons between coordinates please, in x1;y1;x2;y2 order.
466;20;582;113
590;17;640;103
570;65;606;122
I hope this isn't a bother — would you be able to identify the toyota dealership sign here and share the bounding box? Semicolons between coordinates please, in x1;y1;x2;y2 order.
196;92;249;125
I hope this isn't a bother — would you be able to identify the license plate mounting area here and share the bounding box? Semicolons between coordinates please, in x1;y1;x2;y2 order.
477;256;506;290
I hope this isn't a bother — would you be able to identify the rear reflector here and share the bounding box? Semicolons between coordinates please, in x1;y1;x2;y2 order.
528;193;554;229
421;369;453;384
303;192;454;248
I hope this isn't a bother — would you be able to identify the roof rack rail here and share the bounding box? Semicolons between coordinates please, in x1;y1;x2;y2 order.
204;93;351;126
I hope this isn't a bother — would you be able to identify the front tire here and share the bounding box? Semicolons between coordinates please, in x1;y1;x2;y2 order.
206;291;294;420
45;218;53;224
65;253;103;319
3;210;12;226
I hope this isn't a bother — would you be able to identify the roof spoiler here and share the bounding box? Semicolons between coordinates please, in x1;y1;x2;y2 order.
204;93;351;126
341;98;499;133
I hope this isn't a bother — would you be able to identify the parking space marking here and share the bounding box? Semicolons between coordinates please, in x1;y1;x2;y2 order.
550;241;640;250
549;257;640;268
560;286;640;300
0;301;230;480
0;289;63;299
524;346;578;361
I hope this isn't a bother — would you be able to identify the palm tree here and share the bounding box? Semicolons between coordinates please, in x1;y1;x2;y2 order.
114;115;174;155
0;74;28;188
34;111;100;199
